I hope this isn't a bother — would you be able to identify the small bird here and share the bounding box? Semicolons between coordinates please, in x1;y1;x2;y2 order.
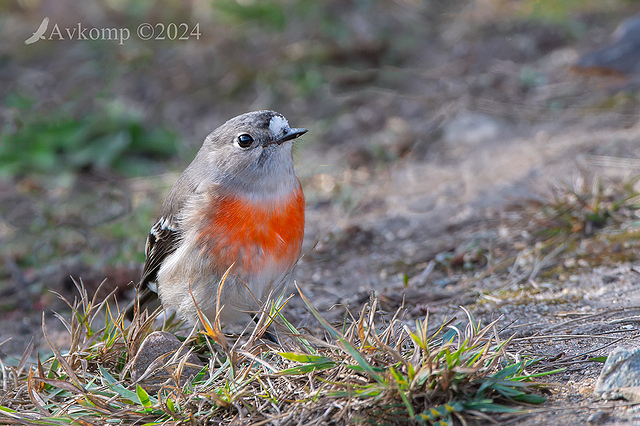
132;111;307;331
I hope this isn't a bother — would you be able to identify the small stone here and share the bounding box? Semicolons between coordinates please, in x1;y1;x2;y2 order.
433;278;451;287
619;386;640;403
587;411;609;424
131;331;204;392
443;113;501;146
595;346;640;400
408;195;436;213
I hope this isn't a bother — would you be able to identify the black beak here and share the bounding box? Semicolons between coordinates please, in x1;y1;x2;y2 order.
276;127;308;144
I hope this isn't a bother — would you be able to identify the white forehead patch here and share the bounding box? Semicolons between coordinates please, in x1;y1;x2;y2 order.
269;115;289;137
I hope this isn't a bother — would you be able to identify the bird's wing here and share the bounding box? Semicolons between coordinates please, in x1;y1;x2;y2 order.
138;168;203;290
139;216;181;290
138;155;217;292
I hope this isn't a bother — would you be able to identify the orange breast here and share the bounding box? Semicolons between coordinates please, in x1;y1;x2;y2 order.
197;185;305;277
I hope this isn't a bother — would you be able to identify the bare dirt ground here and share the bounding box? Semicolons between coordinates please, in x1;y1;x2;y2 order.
3;0;640;424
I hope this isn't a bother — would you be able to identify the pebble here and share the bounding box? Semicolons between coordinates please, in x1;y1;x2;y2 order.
594;346;640;400
130;331;204;392
587;411;609;424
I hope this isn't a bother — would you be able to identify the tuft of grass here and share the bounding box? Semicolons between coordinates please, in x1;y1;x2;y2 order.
0;280;555;425
532;174;640;238
484;173;640;285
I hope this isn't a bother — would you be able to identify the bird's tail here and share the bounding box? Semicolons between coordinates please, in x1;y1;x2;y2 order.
124;286;159;321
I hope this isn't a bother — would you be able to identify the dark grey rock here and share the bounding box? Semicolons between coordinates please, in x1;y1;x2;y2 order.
130;331;204;391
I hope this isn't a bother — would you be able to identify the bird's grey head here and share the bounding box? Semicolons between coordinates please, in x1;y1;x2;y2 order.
201;110;307;196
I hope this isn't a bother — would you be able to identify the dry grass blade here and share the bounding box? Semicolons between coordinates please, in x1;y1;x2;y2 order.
40;312;83;391
190;264;231;355
16;338;34;378
26;369;48;415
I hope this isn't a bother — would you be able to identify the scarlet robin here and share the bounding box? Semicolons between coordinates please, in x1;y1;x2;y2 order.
130;111;307;330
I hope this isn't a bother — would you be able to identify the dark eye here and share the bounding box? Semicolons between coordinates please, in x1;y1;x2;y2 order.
237;134;254;148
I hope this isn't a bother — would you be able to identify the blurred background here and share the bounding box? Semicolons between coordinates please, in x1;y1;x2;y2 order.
2;0;640;356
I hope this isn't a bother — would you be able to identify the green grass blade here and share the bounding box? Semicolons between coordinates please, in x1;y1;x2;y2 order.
136;384;153;408
298;285;384;384
98;365;139;402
